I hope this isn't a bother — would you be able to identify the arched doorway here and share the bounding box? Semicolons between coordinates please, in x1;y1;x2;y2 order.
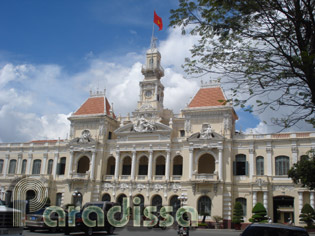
117;194;127;207
273;196;294;223
102;193;111;202
152;195;162;211
198;196;211;222
135;194;145;216
170;195;181;216
198;154;215;174
77;156;90;173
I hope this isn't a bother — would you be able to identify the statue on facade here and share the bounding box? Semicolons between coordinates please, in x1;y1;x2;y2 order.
200;124;214;139
133;115;155;132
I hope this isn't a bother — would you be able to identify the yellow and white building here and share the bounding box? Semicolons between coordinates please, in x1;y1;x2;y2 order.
0;43;315;228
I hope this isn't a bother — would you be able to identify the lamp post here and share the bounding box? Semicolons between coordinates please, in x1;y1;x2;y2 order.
178;193;188;207
72;190;82;207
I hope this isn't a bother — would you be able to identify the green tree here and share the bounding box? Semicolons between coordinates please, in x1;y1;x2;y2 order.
299;203;315;227
249;202;268;222
288;151;315;190
170;0;315;128
232;202;244;224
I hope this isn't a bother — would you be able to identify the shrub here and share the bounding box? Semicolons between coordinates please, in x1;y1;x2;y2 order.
300;203;315;227
249;203;268;223
232;202;244;224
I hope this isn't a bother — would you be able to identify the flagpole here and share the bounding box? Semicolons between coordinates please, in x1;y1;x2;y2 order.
151;13;155;49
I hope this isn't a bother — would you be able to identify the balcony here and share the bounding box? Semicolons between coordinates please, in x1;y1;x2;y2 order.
154;175;165;181
103;175;113;181
137;175;147;181
120;175;131;181
70;172;89;181
172;175;182;181
193;173;218;182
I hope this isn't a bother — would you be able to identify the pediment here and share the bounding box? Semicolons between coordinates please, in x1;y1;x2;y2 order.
69;129;97;145
187;131;223;141
114;122;172;135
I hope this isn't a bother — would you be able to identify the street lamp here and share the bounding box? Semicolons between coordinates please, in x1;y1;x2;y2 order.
72;190;82;207
178;193;188;207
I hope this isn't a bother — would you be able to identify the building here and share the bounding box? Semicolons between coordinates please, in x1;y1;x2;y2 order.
0;41;315;228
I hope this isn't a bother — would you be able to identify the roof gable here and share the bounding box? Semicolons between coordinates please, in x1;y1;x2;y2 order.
188;87;226;108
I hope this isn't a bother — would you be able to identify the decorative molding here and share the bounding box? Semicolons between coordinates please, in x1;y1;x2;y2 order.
153;184;163;192
273;185;295;192
200;123;214;139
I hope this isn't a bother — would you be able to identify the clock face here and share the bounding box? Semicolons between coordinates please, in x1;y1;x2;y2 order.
145;90;152;97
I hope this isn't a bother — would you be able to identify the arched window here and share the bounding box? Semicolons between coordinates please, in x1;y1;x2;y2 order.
57;157;66;175
256;156;264;176
152;195;162;211
234;154;248;176
275;156;290;175
47;159;53;174
77;156;90;173
56;193;62;206
122;156;131;175
8;160;17;174
21;160;27;174
173;156;183;176
0;160;3;174
102;193;111;202
32;159;41;174
198;154;215;174
155;156;165;175
198;196;211;216
138;156;148;175
236;198;247;216
106;157;115;175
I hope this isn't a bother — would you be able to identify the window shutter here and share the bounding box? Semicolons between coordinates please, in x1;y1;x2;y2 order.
56;163;60;175
233;161;236;175
245;161;249;175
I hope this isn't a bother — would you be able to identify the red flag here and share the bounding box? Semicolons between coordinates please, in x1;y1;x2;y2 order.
154;11;163;31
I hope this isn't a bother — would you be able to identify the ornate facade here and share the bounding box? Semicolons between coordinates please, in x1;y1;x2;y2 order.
0;43;315;228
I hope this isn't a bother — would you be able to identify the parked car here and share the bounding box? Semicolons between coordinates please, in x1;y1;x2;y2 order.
64;201;117;236
25;207;61;233
240;223;309;236
0;200;24;236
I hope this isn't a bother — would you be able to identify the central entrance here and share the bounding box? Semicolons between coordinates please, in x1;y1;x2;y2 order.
273;196;294;223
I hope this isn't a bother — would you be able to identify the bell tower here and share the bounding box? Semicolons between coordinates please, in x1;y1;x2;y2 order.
133;37;166;122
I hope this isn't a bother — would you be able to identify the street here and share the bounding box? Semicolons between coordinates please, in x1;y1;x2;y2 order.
23;227;242;236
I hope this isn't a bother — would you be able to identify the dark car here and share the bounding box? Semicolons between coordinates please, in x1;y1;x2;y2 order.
25;208;61;233
240;223;309;236
64;201;117;236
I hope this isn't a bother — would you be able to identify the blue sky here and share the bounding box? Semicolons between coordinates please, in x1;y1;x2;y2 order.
0;1;312;143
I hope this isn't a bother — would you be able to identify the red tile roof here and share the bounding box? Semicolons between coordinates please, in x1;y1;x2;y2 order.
73;96;115;118
30;140;62;143
188;87;226;108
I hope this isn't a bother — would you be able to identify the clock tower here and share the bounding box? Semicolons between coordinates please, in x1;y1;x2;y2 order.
133;37;171;123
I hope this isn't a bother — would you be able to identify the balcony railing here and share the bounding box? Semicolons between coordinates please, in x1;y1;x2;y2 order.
154;175;165;181
137;175;147;181
70;172;89;181
120;175;130;180
172;175;182;181
194;173;218;181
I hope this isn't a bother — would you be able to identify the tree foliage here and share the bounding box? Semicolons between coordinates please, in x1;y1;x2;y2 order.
170;0;315;128
232;201;244;224
249;202;268;222
299;203;315;227
288;150;315;189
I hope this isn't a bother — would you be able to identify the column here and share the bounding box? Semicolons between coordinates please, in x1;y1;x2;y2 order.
68;151;74;178
41;153;48;175
165;149;170;181
299;192;303;213
218;147;223;180
114;150;120;181
249;147;254;179
253;191;257;207
131;149;136;180
53;152;59;178
291;145;298;164
310;192;315;210
189;146;193;180
17;153;22;174
90;150;96;180
263;191;268;212
26;153;33;174
148;149;153;181
266;145;272;176
3;154;9;178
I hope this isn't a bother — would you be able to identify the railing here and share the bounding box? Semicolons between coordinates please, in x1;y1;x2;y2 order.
154;175;164;181
71;172;89;180
120;175;130;180
195;173;217;181
103;175;113;181
172;175;182;181
137;175;147;181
